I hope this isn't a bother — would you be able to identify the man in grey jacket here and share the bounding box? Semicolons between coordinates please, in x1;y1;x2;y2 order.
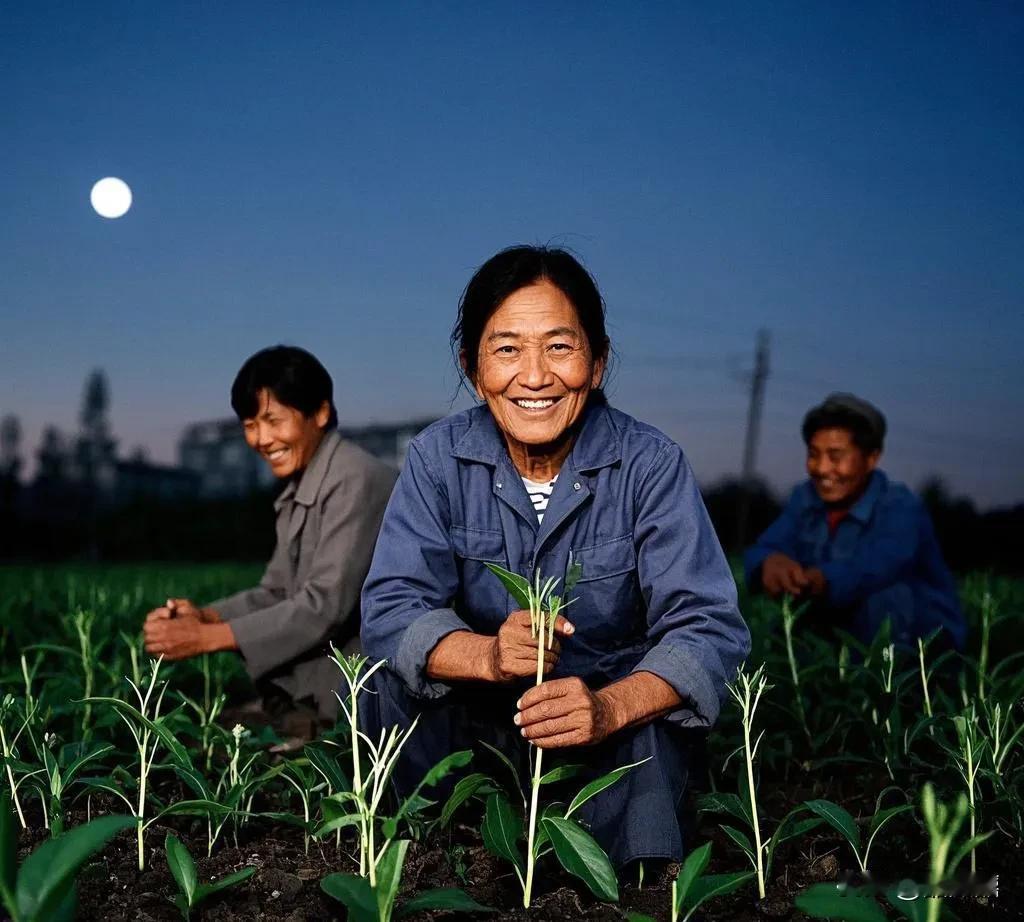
143;346;397;730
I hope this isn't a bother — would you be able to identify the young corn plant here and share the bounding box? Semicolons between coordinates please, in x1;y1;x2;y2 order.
484;559;581;908
945;706;988;878
458;741;647;906
320;838;493;922
0;791;134;922
780;597;811;746
913;783;991;922
625;842;754;922
801;795;914;874
32;734;114;836
164;833;255;920
698;664;821;902
322;650;473;886
0;695;40;830
80;657;223;870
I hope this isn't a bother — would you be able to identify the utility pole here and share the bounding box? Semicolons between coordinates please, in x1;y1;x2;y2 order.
736;329;770;550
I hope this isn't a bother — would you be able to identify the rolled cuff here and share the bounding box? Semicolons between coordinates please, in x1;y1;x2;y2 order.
631;643;721;729
394;607;473;699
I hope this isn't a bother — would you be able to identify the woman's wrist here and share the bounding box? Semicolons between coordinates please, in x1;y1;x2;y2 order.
202;621;237;653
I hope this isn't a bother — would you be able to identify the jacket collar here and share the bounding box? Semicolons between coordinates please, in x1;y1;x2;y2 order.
804;469;887;524
274;429;341;511
451;400;622;474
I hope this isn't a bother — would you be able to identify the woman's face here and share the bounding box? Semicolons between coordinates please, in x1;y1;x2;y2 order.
242;389;328;479
472;280;604;466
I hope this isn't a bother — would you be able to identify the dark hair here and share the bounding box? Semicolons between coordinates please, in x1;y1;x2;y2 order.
801;404;884;455
231;345;338;429
450;245;611;394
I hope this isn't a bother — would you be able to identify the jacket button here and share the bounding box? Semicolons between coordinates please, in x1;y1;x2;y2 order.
496;482;503;489
573;482;581;491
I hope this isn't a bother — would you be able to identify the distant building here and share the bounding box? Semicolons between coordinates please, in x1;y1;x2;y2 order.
178;417;437;498
179;419;273;499
114;458;201;504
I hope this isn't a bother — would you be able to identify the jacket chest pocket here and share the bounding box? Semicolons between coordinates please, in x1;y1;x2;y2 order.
452;526;508;623
569;534;640;644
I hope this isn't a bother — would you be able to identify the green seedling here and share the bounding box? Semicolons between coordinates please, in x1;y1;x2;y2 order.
802;796;914;873
625;842;753;922
781;596;812;746
471;750;647;906
321;838;493;922
484;558;581;908
0;791;134;922
699;663;821;901
914;783;991;922
323;651;472;886
948;706;987;877
33;734;114;836
0;694;40;830
165;833;255;920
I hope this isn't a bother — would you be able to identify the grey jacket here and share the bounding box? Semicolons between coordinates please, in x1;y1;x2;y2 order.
210;430;397;720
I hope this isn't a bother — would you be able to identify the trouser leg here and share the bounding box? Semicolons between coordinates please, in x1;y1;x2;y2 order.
572;721;695;868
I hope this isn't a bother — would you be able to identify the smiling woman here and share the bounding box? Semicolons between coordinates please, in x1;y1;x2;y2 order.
359;245;751;871
141;345;397;739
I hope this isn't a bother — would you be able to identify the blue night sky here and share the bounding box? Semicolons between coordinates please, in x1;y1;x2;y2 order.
2;2;1022;508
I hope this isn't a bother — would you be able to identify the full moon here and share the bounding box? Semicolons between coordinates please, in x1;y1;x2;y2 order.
90;177;132;219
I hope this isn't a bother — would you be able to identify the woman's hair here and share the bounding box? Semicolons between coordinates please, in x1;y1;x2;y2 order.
231;345;338;429
451;245;612;390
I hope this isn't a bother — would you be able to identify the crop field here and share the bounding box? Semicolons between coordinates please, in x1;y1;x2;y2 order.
0;564;1021;921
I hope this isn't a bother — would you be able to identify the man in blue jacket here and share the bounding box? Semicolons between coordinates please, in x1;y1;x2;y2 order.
744;393;965;651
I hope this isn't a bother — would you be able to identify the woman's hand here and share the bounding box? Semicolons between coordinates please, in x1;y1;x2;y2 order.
143;617;236;660
486;609;574;683
144;598;221;625
515;676;615;748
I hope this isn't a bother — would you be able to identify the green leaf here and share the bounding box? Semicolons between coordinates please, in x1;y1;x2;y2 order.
868;803;913;837
396;887;495;917
947;831;992;877
539;764;583;785
165;835;198;906
194;866;255;901
804;800;862;851
78;696;191;766
483;563;533;610
682;871;755;914
320;872;377;922
564;758;649;818
439;773;496;828
314;811;363;838
304;744;350;793
376;839;408;922
17;814;135;921
479;741;523;802
480;793;523;872
541;817;618;902
420;749;474;790
720;824;755;859
672;841;711;912
696;792;750;826
795;883;888;922
625;915;658;922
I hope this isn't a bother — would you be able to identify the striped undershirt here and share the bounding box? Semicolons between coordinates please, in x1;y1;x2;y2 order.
522;474;557;523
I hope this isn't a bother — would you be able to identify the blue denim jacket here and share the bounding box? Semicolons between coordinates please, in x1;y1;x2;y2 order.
744;471;966;650
361;401;751;729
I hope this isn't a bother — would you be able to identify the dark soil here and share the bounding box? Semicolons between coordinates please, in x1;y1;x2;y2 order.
12;775;1019;921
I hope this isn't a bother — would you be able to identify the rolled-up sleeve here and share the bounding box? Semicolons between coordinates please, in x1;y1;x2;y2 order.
361;442;471;699
225;466;391;681
630;443;751;728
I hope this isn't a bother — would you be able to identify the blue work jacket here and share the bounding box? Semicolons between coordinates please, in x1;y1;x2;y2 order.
744;471;965;650
361;401;750;729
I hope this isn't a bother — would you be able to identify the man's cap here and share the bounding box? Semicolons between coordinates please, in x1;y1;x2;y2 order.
805;392;887;447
